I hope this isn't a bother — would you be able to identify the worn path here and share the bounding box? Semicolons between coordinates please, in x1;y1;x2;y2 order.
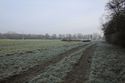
62;45;95;83
0;44;89;83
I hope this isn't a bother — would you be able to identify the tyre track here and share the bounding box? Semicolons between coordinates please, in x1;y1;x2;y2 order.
0;43;89;83
62;45;95;83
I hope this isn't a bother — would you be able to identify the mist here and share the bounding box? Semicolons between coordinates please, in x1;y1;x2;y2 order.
0;0;107;34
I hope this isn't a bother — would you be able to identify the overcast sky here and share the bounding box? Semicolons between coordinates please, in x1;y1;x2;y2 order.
0;0;108;34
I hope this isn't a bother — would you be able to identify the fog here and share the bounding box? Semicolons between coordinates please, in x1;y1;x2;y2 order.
0;0;107;34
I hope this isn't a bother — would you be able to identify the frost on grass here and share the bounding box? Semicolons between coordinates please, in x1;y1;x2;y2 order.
29;49;84;83
0;42;85;80
89;42;125;83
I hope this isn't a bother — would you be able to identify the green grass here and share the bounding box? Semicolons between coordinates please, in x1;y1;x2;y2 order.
0;39;79;56
0;39;82;79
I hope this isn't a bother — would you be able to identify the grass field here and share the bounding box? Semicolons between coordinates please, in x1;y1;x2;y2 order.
0;39;79;56
0;39;87;82
2;39;123;83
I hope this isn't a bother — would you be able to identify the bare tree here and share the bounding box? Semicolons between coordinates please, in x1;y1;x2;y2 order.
103;0;125;47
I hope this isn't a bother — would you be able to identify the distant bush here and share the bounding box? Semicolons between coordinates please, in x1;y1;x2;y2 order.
61;39;81;42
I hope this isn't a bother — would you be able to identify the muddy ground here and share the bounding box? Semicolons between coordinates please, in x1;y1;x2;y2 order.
62;45;95;83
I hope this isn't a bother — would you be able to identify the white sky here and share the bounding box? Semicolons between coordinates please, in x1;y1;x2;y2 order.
0;0;108;34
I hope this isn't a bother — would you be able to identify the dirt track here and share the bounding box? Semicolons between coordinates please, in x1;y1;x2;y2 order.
62;45;94;83
0;44;90;83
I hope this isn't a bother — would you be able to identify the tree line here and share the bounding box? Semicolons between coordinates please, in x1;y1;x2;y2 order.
103;0;125;47
0;32;101;40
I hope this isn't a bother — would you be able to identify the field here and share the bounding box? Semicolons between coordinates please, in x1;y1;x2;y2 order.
0;39;125;83
0;39;80;57
0;39;92;83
